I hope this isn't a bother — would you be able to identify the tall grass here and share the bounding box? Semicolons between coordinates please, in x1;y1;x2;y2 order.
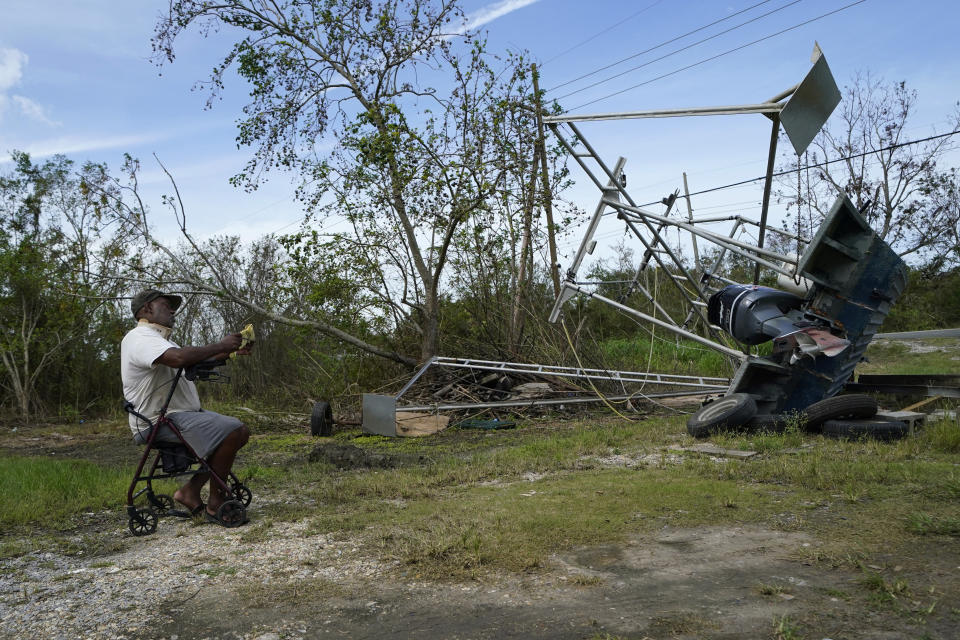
599;335;731;377
0;456;131;528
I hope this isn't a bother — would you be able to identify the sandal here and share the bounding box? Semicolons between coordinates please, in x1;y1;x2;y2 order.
170;502;206;519
204;503;248;528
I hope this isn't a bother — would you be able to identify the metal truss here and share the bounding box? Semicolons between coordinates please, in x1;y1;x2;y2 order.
546;47;841;364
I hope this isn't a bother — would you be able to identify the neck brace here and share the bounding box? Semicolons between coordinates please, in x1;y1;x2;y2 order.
138;318;173;341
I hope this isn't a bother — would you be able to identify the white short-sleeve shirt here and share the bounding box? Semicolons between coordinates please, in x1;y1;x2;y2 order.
121;323;202;436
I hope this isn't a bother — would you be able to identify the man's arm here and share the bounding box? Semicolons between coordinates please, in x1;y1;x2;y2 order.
154;334;245;369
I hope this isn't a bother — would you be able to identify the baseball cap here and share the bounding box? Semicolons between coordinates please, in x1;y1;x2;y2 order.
130;289;183;318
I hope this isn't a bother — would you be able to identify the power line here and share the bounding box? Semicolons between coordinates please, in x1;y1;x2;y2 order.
541;1;666;66
628;117;953;193
551;0;791;99
568;0;866;112
635;129;960;207
547;0;773;92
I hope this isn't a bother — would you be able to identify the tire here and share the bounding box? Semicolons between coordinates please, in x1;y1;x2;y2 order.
231;482;253;507
214;500;248;528
128;507;158;536
686;393;758;438
744;414;789;434
148;493;175;514
311;401;334;436
822;418;909;441
801;394;877;432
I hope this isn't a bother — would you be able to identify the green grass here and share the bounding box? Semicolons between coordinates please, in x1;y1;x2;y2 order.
925;418;960;453
599;335;732;378
773;614;802;640
907;512;960;536
352;468;781;577
859;338;960;375
220;414;960;579
4;404;960;593
0;456;133;528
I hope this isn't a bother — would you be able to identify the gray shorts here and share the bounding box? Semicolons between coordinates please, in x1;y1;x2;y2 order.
135;410;244;459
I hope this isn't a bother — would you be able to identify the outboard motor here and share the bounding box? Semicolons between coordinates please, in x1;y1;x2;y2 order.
708;284;850;363
708;284;805;345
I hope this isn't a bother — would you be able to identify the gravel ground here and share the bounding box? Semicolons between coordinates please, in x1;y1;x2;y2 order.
0;512;388;640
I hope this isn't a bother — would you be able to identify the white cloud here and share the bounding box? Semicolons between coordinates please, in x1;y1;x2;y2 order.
464;0;540;31
0;47;27;91
12;95;59;126
0;46;60;127
0;132;167;163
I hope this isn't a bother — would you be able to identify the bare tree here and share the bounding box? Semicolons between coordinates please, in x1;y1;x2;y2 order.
777;73;960;268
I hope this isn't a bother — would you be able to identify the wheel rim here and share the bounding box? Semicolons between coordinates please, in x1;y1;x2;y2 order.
150;494;174;514
217;500;247;528
129;508;158;536
232;483;252;507
698;397;740;421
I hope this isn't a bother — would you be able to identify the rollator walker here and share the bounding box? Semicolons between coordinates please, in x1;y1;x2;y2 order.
124;358;252;535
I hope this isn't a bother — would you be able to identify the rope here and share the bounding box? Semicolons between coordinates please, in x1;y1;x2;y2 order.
561;318;638;421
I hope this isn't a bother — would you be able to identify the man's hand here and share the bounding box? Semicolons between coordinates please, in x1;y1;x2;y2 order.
231;324;256;358
218;333;244;353
210;333;246;361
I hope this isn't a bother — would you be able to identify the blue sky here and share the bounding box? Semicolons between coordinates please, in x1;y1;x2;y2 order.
1;0;957;265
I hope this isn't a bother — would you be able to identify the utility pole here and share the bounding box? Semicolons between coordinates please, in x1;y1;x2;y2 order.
510;144;541;353
753;114;780;284
531;63;560;298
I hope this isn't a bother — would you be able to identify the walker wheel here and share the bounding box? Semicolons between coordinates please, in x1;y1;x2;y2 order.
215;500;247;528
149;493;175;514
231;482;253;507
129;507;159;536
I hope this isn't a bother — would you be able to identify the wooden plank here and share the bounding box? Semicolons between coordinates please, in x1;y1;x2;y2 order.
901;396;942;412
395;412;450;437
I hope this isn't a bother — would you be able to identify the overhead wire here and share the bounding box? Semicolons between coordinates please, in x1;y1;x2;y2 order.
633;129;960;207
546;0;774;93
567;0;867;112
552;0;802;101
541;0;666;66
628;116;952;193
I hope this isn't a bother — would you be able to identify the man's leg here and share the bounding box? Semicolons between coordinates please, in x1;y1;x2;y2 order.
173;470;208;513
166;411;249;515
205;424;250;516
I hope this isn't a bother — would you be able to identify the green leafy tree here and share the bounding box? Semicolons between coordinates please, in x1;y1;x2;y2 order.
152;0;551;365
0;153;125;419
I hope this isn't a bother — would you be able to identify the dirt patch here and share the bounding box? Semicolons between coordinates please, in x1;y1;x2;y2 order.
136;525;953;639
307;442;429;469
0;424;140;467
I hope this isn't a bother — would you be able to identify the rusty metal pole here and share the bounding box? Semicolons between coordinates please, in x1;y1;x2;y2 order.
532;64;561;298
753;113;780;284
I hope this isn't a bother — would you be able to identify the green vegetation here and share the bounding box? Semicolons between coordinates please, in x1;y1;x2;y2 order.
233;411;960;581
4;408;960;579
0;456;132;528
859;338;960;375
599;334;730;378
773;614;802;640
907;513;960;537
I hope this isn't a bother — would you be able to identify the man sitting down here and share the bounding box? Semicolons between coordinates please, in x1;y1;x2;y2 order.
121;289;251;525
